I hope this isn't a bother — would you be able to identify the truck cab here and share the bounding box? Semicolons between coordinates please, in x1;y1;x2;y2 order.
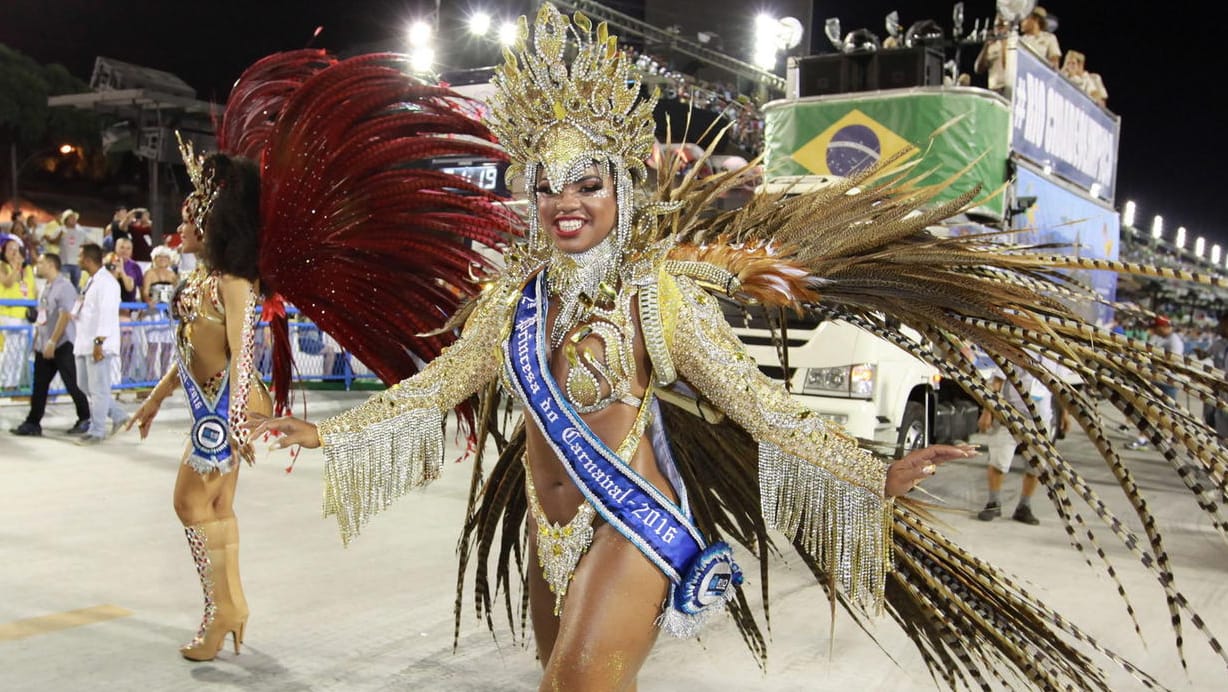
723;297;966;455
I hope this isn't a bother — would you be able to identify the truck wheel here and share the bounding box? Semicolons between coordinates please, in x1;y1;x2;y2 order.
897;401;928;458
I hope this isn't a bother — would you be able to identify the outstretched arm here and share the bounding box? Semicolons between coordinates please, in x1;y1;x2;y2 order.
252;281;515;543
669;275;887;491
667;275;971;608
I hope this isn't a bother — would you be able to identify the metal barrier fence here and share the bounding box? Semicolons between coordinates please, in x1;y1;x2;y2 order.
0;299;382;398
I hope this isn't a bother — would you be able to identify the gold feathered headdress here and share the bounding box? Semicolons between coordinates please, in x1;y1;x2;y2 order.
175;131;221;231
487;3;660;257
486;3;657;190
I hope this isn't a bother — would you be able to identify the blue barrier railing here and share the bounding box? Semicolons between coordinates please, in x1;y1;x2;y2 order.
0;298;381;398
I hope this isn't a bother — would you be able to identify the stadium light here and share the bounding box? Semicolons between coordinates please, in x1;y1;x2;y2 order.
753;48;778;69
754;14;779;70
469;11;492;36
1121;200;1136;227
498;20;519;46
1150;215;1163;240
409;20;432;47
1194;236;1206;257
755;14;778;42
1175;226;1186;249
1213;244;1223;265
410;46;435;73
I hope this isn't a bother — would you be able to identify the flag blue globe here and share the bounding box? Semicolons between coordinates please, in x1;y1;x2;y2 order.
826;124;882;176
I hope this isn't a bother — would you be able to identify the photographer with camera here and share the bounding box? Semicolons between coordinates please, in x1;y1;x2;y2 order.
974;15;1012;94
103;206;129;251
127;208;155;272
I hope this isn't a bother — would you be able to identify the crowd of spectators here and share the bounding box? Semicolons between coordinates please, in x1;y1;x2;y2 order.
625;46;766;156
2;202;351;405
0;204;193;397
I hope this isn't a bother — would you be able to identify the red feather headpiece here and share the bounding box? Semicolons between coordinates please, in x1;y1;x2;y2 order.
218;51;523;429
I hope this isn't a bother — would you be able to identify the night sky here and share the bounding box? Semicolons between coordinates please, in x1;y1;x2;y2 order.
1;1;1221;245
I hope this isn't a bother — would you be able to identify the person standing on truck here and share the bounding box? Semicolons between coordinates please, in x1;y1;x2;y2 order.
975;364;1052;525
974;14;1011;94
1019;7;1061;69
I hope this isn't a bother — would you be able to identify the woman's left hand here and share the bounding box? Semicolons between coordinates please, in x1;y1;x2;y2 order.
245;412;321;450
885;444;978;497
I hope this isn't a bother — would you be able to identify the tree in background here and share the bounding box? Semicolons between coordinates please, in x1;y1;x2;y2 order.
1;44;104;205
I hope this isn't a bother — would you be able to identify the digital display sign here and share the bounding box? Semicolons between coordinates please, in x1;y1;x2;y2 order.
439;163;501;192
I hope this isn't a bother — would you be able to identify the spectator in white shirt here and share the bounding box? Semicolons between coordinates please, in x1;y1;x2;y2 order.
1128;315;1185;450
58;209;89;288
72;243;128;444
1020;8;1061;69
974;15;1012;94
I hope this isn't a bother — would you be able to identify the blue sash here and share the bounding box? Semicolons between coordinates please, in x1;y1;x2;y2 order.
505;274;740;631
177;354;233;471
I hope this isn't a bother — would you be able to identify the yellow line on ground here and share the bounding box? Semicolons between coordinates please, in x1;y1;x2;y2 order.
0;605;133;641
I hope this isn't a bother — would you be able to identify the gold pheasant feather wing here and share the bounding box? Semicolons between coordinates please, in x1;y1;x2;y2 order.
650;136;1228;684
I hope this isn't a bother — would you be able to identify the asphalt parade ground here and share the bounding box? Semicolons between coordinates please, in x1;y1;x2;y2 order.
2;390;1226;691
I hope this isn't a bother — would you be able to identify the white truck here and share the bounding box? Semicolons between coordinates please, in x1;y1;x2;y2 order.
722;288;978;457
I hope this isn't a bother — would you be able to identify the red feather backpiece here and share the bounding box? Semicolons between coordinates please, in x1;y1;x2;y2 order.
236;52;523;431
216;49;338;159
214;49;339;415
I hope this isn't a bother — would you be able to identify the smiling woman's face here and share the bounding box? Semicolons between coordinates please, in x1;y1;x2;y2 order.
534;164;617;254
3;239;20;264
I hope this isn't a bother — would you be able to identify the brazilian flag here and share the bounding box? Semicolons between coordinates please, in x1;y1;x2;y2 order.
790;109;917;177
764;91;1010;216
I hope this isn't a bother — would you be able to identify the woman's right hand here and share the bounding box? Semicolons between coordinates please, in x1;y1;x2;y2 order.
126;396;163;439
246;413;321;450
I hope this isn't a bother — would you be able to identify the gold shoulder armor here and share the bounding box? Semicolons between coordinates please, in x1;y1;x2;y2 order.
638;266;682;387
661;259;742;298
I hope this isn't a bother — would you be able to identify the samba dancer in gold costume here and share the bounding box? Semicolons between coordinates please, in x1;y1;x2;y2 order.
126;148;271;661
249;6;968;688
246;4;1228;689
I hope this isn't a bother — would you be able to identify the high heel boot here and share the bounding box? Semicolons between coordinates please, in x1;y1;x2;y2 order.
220;517;249;626
180;519;248;661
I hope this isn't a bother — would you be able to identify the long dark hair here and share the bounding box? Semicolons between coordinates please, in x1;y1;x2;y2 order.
201;153;262;283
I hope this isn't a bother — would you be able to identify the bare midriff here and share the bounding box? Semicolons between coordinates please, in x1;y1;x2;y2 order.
524;298;677;524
